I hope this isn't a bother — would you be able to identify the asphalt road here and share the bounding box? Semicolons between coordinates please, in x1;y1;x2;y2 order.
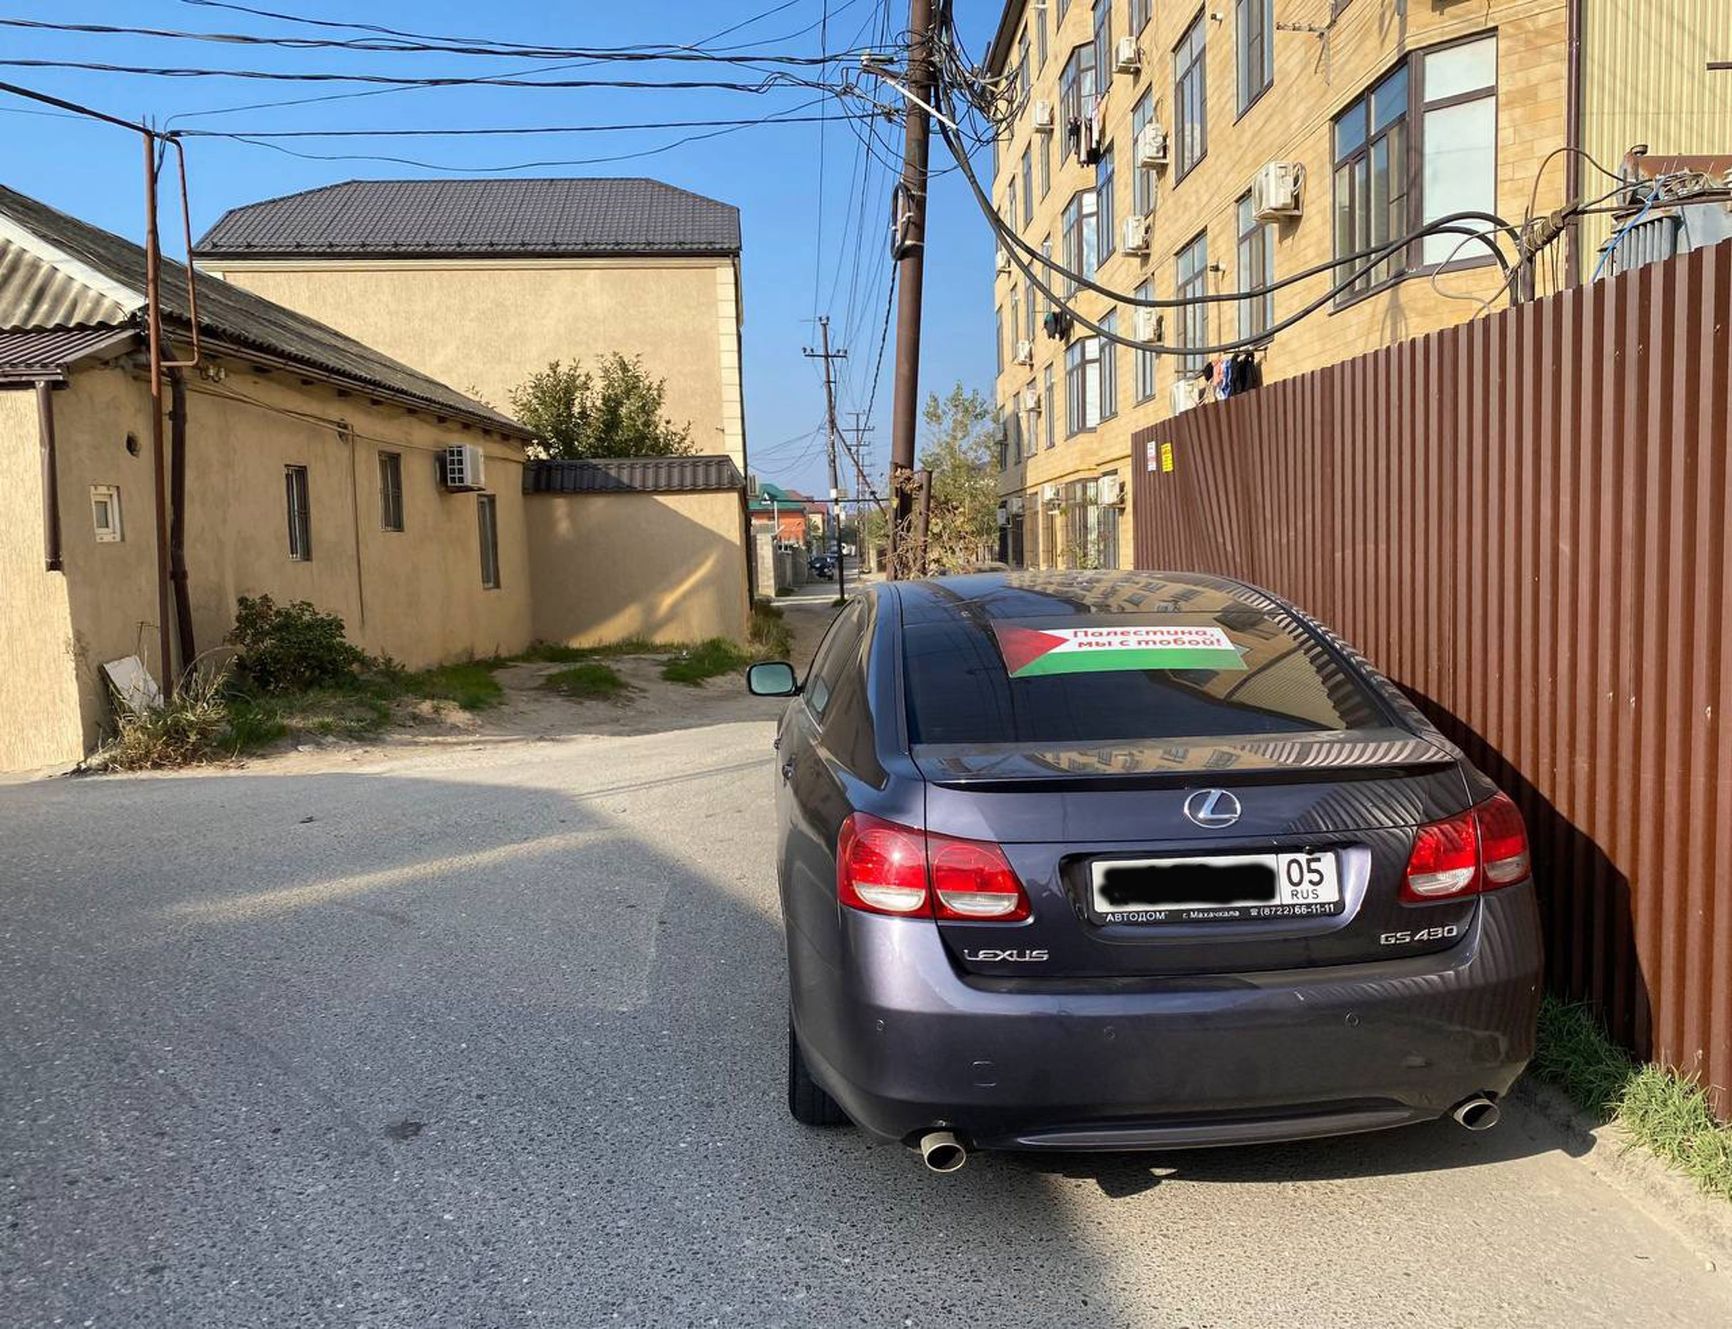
3;714;1728;1327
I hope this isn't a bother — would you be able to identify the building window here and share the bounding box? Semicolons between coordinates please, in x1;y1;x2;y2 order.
1020;147;1034;227
1024;280;1037;353
1036;2;1048;68
90;484;122;542
1333;62;1409;295
1417;35;1499;265
1043;363;1056;448
478;494;500;589
1065;336;1102;435
995;305;1005;374
1134;280;1158;402
1039;128;1051;198
1099;312;1119;421
1332;35;1499;295
1237;193;1275;340
378;452;404;531
1131;91;1157;217
285;464;311;561
1099;474;1122;568
1057;0;1070;20
1176;231;1209;373
1096;144;1116;263
1236;0;1274;114
1010;284;1022;350
1017;31;1031;107
1041;236;1054;316
1173;12;1208;179
1130;0;1152;34
1092;0;1113;90
1061;43;1098;141
1006;179;1019;239
1062;189;1099;292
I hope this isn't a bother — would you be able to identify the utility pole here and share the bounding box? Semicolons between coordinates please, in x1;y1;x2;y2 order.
887;0;936;579
802;317;849;602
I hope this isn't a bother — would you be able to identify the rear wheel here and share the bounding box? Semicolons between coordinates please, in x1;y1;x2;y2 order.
787;1022;850;1127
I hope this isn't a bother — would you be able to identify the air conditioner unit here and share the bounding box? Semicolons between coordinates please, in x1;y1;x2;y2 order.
997;504;1010;527
1170;379;1203;415
1136;121;1168;168
1099;473;1123;506
441;442;486;491
1020;384;1041;412
1032;99;1055;132
1251;160;1304;221
1008;494;1025;515
1114;36;1142;74
1041;483;1062;507
995;248;1012;275
1013;338;1034;365
1133;306;1161;342
1123;215;1150;255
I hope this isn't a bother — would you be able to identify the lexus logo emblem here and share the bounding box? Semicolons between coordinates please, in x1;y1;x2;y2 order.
1184;788;1242;829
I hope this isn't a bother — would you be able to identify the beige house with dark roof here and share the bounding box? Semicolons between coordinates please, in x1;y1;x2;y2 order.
0;184;535;772
194;178;749;472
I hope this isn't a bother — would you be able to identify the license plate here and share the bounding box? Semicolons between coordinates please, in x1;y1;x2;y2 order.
1091;851;1341;923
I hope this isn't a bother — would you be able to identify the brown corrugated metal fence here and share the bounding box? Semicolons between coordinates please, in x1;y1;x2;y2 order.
1133;241;1732;1114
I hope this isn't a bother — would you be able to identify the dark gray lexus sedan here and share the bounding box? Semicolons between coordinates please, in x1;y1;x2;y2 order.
747;571;1542;1173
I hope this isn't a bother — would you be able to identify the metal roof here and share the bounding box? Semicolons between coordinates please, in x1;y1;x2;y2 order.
525;455;745;495
0;185;526;434
0;326;137;382
196;178;742;259
0;236;134;330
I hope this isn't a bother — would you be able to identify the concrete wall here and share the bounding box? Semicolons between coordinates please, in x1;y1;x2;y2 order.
526;489;748;647
991;0;1574;567
0;355;535;770
202;257;747;471
0;388;86;772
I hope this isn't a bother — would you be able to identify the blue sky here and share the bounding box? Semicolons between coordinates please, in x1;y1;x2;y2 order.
0;0;1000;495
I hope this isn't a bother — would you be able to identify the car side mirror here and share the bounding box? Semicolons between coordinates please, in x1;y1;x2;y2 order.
746;661;800;697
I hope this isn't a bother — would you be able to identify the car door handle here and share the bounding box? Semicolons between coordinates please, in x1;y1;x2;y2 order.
780;759;796;783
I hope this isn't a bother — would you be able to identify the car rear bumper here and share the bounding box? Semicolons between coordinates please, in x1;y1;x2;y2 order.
790;884;1543;1150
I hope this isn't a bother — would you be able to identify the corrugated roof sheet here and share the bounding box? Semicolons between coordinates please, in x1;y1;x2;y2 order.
525;455;745;495
0;326;136;378
0;237;133;330
197;178;742;258
0;185;525;434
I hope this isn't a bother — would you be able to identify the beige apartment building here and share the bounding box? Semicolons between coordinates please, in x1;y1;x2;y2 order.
985;0;1732;569
195;178;748;472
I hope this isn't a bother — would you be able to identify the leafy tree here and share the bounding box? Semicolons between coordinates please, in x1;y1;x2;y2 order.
508;353;695;459
917;383;1000;572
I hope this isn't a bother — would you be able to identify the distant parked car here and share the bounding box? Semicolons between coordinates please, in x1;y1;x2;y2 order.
747;570;1542;1173
807;554;835;580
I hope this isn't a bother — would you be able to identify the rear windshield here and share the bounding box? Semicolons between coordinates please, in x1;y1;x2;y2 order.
903;610;1386;745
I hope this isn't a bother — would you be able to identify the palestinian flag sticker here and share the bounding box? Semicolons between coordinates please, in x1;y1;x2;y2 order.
992;623;1247;678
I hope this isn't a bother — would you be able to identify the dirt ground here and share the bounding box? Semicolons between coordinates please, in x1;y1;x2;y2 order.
239;587;847;775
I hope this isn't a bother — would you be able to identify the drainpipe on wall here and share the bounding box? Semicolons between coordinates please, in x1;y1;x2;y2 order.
1564;0;1585;287
35;379;62;573
167;367;196;669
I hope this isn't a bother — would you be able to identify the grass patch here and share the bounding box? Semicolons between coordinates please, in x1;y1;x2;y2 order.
395;662;504;711
1534;996;1732;1201
544;662;631;700
748;600;795;661
661;637;751;685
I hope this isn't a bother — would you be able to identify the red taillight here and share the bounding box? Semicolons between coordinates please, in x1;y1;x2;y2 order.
836;814;1031;922
1401;792;1531;903
929;835;1031;922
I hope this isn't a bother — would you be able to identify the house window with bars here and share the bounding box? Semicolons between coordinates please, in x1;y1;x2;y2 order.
378;452;404;531
285;465;311;561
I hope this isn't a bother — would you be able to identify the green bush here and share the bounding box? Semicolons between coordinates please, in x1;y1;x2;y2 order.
227;595;366;693
748;600;794;661
662;638;751;685
544;662;630;700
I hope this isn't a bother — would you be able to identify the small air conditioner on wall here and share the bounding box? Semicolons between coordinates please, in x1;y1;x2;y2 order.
1099;473;1123;506
1014;338;1034;365
1123;215;1150;255
995;248;1012;275
1133;306;1161;343
1251;161;1304;221
442;443;486;491
1170;379;1203;415
1114;36;1142;74
997;504;1010;527
1032;100;1055;132
1041;483;1062;507
1020;384;1041;412
1136;122;1168;168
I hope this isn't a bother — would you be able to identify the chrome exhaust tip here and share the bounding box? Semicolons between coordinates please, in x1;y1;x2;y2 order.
918;1130;968;1173
1451;1095;1501;1131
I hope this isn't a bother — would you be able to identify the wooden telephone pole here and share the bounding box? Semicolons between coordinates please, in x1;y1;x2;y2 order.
802;317;849;601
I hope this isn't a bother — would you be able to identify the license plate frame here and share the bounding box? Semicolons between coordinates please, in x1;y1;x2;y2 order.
1090;851;1343;924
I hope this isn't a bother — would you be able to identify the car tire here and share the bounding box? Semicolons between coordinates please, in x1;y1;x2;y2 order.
787;1022;850;1127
